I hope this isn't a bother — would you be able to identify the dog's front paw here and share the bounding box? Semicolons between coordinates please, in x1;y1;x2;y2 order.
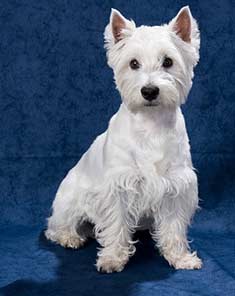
96;256;128;273
168;252;202;270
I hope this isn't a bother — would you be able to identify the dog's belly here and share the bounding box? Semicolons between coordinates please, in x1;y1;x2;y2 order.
136;215;154;231
77;216;154;238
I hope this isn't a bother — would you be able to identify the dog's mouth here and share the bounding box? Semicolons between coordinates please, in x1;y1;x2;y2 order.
143;101;160;107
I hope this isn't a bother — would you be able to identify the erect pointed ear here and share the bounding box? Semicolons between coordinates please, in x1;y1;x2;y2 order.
169;6;197;43
104;9;136;49
111;9;128;42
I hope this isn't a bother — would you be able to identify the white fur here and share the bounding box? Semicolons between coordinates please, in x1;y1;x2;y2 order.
46;6;202;273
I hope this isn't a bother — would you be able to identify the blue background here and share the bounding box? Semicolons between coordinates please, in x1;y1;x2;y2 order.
0;0;234;295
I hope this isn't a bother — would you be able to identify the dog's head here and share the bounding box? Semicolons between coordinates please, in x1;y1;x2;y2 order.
104;6;200;113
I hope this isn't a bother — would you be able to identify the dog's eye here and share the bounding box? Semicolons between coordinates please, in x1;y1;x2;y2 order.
162;57;173;68
129;59;140;70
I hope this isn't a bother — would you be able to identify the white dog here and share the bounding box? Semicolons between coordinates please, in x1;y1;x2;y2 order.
46;6;202;273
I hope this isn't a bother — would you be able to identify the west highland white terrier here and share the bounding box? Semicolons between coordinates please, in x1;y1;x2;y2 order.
46;6;202;273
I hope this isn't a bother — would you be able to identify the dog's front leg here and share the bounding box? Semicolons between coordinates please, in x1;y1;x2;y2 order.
152;168;202;269
95;191;134;273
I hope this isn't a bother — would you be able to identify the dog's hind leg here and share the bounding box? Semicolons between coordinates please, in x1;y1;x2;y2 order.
45;169;88;249
45;206;88;249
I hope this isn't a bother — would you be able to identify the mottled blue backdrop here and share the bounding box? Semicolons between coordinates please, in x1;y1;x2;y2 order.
0;0;234;295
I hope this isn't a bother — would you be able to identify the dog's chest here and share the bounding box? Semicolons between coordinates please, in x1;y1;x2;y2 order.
131;130;177;175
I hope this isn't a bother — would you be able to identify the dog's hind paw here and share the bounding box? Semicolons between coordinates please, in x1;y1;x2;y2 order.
45;230;86;249
59;235;86;249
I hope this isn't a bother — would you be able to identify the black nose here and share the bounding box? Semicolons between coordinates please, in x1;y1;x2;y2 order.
141;86;159;101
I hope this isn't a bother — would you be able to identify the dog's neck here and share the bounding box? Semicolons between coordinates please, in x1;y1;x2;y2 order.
118;103;178;135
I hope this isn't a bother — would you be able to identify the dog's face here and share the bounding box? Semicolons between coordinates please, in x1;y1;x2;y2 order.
104;6;200;113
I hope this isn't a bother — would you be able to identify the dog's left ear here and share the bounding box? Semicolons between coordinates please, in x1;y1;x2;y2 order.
104;9;136;50
168;6;200;52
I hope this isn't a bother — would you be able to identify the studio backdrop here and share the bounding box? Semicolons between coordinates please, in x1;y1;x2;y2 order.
0;1;234;295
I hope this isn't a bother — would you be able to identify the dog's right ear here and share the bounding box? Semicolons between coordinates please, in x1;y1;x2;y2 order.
104;9;136;50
